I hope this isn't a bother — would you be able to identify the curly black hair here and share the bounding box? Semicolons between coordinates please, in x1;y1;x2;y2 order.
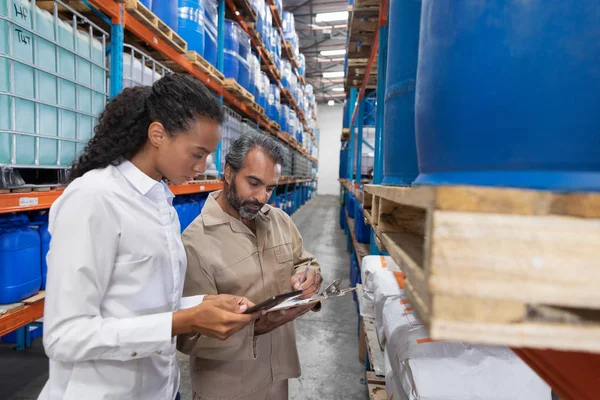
69;73;224;181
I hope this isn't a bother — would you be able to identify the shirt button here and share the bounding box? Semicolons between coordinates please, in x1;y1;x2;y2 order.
131;351;137;357
156;350;162;355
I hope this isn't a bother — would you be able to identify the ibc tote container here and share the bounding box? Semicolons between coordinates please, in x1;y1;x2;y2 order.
0;0;108;168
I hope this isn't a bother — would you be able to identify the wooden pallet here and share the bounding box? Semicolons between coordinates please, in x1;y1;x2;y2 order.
249;101;265;117
185;51;224;82
270;121;281;131
268;4;283;27
246;23;266;48
283;41;300;68
161;51;225;84
223;79;255;103
350;0;380;17
364;184;600;353
124;0;187;54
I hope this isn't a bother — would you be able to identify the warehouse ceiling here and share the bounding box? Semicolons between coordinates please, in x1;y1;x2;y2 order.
283;0;348;104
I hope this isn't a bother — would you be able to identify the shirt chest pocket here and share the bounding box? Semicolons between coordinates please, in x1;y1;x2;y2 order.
274;243;293;264
272;243;294;293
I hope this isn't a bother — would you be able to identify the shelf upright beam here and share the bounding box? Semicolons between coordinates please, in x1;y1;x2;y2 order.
109;3;124;99
349;0;389;128
215;0;226;176
347;88;358;182
369;0;390;256
373;0;389;186
356;99;365;185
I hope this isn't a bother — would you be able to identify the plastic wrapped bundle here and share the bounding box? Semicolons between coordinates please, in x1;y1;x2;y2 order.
382;297;551;400
282;11;295;40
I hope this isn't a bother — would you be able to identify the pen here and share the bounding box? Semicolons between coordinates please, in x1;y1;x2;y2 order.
299;259;312;285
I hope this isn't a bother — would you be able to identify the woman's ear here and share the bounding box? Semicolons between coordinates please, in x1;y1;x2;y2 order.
147;122;166;148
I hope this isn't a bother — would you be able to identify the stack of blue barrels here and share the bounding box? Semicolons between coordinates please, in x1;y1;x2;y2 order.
248;53;260;100
384;0;600;191
203;0;218;67
237;26;251;92
177;0;204;54
260;73;269;111
280;104;289;133
267;83;281;124
223;19;239;80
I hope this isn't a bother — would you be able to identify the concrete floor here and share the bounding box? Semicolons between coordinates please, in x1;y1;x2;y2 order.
0;195;368;400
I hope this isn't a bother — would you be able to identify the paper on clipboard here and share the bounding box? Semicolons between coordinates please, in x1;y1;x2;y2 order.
267;280;356;312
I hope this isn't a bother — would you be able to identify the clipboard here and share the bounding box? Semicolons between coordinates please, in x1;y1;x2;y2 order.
266;279;356;313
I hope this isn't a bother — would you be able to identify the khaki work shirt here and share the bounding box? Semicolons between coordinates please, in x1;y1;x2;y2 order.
177;191;321;399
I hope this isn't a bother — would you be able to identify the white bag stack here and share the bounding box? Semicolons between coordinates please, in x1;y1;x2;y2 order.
382;296;551;400
361;255;401;319
373;269;403;347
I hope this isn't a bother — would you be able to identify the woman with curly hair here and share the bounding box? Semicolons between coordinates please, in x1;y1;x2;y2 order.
39;73;258;400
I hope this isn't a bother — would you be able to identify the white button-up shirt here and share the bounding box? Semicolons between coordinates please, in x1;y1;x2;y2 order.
38;161;204;400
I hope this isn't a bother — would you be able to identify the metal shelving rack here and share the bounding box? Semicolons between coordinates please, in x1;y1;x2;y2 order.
339;0;600;399
0;0;319;344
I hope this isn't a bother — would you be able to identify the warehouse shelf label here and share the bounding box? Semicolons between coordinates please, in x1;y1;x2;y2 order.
19;197;39;207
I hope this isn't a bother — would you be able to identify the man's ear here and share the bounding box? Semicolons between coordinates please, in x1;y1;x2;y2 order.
224;164;233;185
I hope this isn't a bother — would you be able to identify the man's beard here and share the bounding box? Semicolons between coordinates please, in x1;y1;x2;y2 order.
226;178;264;220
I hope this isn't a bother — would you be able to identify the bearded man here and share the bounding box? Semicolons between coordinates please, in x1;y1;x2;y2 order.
177;131;322;400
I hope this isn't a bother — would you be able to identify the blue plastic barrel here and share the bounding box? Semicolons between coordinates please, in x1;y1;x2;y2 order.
38;222;50;289
249;53;259;98
0;215;41;304
223;50;239;80
354;203;370;244
177;0;204;54
152;1;178;31
224;19;239;52
415;0;600;191
30;213;51;290
203;21;217;67
204;0;218;27
382;0;421;186
222;19;239;80
260;72;269;111
267;83;279;122
238;57;250;91
339;205;346;230
238;26;251;59
280;104;288;133
140;0;153;9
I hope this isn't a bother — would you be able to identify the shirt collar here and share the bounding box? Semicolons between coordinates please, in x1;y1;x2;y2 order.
116;160;174;200
203;190;271;228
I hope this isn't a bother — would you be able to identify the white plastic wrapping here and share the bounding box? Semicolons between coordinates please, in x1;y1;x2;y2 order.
361;255;401;319
382;296;551;400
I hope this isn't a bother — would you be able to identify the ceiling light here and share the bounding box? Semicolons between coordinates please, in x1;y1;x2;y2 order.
315;11;348;23
320;49;346;56
331;87;344;92
323;71;345;78
328;100;335;106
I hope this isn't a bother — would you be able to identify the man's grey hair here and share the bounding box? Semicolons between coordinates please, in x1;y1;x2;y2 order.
225;131;285;174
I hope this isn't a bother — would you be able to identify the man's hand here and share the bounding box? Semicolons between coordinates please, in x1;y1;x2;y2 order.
173;294;260;340
254;303;315;336
291;268;322;299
